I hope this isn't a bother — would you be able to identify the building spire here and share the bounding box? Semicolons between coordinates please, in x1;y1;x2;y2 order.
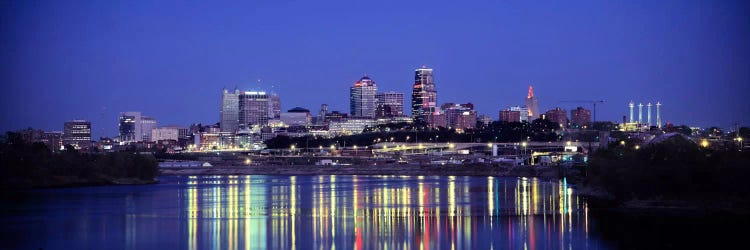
527;85;534;99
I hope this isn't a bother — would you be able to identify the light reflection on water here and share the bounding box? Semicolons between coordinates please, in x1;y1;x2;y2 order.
3;175;604;249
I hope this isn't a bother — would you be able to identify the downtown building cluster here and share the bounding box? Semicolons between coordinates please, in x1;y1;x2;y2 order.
13;65;687;153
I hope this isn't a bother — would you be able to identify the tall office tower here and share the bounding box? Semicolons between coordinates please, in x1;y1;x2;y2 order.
411;66;437;122
628;101;635;123
63;120;91;149
570;107;592;128
525;86;540;121
239;91;270;127
647;102;652;127
268;93;281;119
638;102;644;124
656;102;662;129
119;112;142;142
220;88;240;132
350;75;378;117
318;104;328;125
140;116;157;142
375;91;405;118
544;107;568;127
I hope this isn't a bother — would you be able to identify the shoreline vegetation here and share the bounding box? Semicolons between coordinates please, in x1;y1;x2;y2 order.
581;134;750;215
0;133;159;192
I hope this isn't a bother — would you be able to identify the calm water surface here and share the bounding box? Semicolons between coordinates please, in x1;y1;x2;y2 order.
2;175;609;249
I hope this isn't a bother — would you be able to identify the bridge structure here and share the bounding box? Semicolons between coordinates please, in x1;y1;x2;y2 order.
369;141;598;155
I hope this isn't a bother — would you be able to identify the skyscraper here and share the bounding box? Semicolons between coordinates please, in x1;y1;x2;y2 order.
239;91;270;127
375;91;404;118
318;104;328;125
220;88;240;132
350;75;377;118
525;86;540;121
268;93;281;119
63;120;91;149
411;66;437;122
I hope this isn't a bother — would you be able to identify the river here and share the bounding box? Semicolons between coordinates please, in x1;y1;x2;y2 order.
3;175;733;249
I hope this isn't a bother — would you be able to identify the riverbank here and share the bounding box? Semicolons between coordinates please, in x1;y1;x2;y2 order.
160;164;567;180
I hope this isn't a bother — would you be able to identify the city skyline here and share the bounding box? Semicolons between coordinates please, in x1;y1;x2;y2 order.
2;0;749;138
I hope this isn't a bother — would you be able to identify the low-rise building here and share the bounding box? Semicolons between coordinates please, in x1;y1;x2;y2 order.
329;118;376;135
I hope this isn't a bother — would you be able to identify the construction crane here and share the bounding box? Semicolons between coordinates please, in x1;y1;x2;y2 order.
559;100;605;122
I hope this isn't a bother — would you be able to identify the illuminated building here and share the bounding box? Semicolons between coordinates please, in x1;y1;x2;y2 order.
220;88;240;132
544;107;568;127
454;110;477;131
140;116;157;142
525;86;540;121
239;91;269;127
425;110;447;128
570;107;591;128
375;91;404;118
442;103;476;130
325;111;348;123
478;114;493;126
350;76;378;118
375;116;414;126
152;126;181;142
411;66;437;122
329;118;375;135
118;112;142;143
317;104;328;125
63;120;91;149
510;106;529;122
280;107;312;126
268;93;281;119
500;110;521;123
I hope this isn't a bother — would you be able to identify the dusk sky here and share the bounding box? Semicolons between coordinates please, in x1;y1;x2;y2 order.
2;0;749;138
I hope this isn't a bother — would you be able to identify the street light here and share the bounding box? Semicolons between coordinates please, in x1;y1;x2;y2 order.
700;139;709;148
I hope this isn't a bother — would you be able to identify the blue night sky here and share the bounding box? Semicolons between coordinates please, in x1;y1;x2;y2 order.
2;0;749;138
